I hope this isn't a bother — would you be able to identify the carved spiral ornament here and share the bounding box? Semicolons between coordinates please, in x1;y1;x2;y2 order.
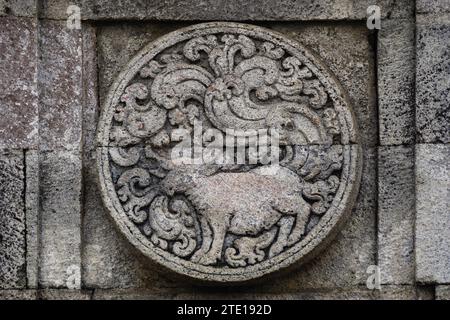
97;22;362;282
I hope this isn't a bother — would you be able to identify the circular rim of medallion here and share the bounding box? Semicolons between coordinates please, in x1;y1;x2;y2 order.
96;22;362;282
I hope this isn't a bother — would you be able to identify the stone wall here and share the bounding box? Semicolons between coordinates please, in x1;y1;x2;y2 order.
0;0;449;300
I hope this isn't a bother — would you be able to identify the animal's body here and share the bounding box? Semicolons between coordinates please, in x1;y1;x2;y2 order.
161;165;311;265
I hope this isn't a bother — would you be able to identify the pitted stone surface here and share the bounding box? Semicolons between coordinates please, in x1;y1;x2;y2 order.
39;0;413;21
417;0;450;13
378;19;415;145
0;16;38;149
0;0;36;17
97;22;362;282
0;150;26;289
416;15;450;143
38;20;83;151
415;144;450;284
378;146;415;284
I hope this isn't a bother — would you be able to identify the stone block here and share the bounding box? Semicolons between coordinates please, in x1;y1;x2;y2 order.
38;289;92;300
378;19;415;145
39;0;413;20
0;150;26;289
0;290;37;300
39;150;82;288
415;144;450;284
0;16;38;149
25;150;39;288
436;285;450;300
0;0;36;17
416;14;450;143
417;0;450;13
38;20;82;151
378;146;415;284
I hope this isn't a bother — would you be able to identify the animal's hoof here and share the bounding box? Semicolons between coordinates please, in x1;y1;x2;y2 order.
195;253;219;266
268;244;284;258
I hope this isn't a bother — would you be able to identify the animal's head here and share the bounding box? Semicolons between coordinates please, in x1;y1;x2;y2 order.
160;166;197;196
266;103;328;145
160;164;220;196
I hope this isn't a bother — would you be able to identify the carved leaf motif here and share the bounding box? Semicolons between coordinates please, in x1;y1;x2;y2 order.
147;196;197;258
116;168;158;224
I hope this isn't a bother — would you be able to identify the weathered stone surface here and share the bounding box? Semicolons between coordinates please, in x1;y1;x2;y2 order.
92;286;417;300
39;0;413;20
25;150;39;288
0;290;37;300
38;289;92;300
38;20;82;151
96;22;362;282
39;150;82;288
270;23;377;146
417;0;450;13
415;144;450;284
251;147;375;289
378;19;415;145
0;17;38;149
0;0;36;17
416;14;450;143
436;285;450;300
97;22;183;101
82;23;98;154
378;146;415;284
0;150;26;289
83;151;175;289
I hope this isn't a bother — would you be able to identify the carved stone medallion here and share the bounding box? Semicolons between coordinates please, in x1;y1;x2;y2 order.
97;22;362;282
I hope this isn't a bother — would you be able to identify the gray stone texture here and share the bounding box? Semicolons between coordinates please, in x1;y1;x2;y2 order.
415;144;450;284
25;150;40;288
0;150;26;289
38;289;92;300
91;286;418;300
0;16;38;149
39;0;413;20
417;0;450;13
270;23;377;146
378;146;415;284
0;0;36;17
378;19;415;145
0;290;37;300
436;285;450;300
416;14;450;143
38;20;83;151
39;150;82;288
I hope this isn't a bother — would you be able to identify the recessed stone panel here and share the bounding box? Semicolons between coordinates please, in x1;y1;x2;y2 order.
96;22;362;283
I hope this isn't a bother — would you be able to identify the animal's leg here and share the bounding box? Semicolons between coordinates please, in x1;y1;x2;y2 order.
268;216;294;258
190;216;213;263
287;204;310;245
196;218;229;266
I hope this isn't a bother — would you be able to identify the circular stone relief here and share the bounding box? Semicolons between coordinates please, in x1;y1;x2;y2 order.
97;22;362;282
